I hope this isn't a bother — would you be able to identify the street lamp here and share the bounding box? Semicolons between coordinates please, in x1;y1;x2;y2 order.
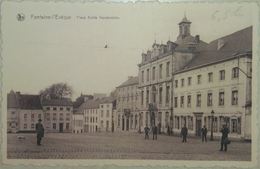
210;110;215;141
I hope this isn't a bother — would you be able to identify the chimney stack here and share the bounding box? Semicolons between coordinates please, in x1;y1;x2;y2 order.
195;35;200;43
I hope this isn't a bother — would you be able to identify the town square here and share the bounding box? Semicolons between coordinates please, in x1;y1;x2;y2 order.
3;1;253;162
7;133;251;160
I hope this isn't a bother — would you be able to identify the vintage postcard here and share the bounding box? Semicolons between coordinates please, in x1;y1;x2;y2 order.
0;0;259;168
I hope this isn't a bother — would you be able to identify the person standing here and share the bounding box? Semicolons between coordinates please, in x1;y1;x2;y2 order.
181;125;188;143
144;125;150;140
152;125;158;140
36;119;44;146
220;124;229;151
201;125;208;142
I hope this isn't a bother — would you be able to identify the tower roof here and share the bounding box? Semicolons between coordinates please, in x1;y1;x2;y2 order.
179;16;191;25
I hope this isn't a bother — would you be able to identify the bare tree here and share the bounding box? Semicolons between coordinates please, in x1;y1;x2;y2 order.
39;83;73;100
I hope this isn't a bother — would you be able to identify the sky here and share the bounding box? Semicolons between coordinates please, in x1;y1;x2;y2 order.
1;1;254;100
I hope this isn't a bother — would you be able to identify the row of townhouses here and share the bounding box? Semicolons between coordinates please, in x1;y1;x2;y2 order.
7;16;252;140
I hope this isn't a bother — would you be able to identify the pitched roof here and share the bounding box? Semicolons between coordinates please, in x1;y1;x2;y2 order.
41;98;73;106
176;26;252;73
7;91;42;109
79;99;100;110
117;76;138;88
79;97;115;110
19;95;42;109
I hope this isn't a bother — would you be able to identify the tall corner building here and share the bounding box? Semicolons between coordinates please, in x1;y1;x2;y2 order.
138;16;252;140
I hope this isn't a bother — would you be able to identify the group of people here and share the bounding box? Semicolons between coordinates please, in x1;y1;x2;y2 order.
144;125;158;140
144;124;230;152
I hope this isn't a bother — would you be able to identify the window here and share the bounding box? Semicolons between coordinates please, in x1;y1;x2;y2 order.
66;107;71;111
146;90;149;105
141;91;144;105
59;113;63;121
166;86;170;104
180;96;184;108
101;110;104;117
66;113;70;121
188;77;192;86
152;67;156;80
106;110;110;117
24;114;27;119
232;67;239;78
175;80;178;88
187;95;191;107
219;92;225;106
159;87;163;104
46;107;50;110
53;123;56;129
31;123;35;129
188;116;193;130
146;69;150;82
197;75;201;84
53;107;57;111
220;70;225;80
24;124;27;129
31;114;34;119
208;72;213;82
53;113;57;120
196;94;201;107
38;114;41;119
231;119;237;133
166;61;170;77
66;123;69;130
174;97;178;108
181;79;184;87
207;93;213;106
141;71;144;82
60;107;63;111
159;64;163;79
101;105;103;108
232;90;238;105
118;115;120;127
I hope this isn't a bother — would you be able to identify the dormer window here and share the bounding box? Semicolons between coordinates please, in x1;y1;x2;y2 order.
217;39;225;50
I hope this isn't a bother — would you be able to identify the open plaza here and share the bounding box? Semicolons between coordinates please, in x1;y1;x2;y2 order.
7;132;251;160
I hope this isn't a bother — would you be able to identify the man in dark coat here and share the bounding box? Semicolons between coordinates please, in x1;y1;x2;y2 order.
36;119;44;146
152;125;158;140
220;124;229;151
144;125;150;140
201;125;208;142
181;125;188;143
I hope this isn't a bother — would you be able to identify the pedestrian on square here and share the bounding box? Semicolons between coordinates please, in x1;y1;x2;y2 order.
220;124;230;152
36;119;44;146
181;124;188;143
152;125;158;140
201;125;208;142
167;125;170;136
144;125;150;140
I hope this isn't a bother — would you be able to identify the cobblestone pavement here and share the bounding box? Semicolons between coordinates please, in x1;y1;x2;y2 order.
7;132;251;160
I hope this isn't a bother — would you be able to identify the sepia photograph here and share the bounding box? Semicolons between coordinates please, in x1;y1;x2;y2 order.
0;0;258;167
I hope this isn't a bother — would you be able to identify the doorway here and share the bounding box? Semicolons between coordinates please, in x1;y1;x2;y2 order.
196;119;202;136
59;123;63;133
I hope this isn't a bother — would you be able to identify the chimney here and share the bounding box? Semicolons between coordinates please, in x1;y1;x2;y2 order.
195;35;200;43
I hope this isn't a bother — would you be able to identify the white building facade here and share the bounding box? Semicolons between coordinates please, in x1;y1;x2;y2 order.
41;99;73;133
115;76;140;132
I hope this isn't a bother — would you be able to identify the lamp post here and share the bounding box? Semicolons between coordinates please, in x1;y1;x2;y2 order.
210;110;215;141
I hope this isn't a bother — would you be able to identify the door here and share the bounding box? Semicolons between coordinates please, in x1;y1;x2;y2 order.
59;123;63;133
126;118;129;131
122;117;125;131
196;119;201;136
